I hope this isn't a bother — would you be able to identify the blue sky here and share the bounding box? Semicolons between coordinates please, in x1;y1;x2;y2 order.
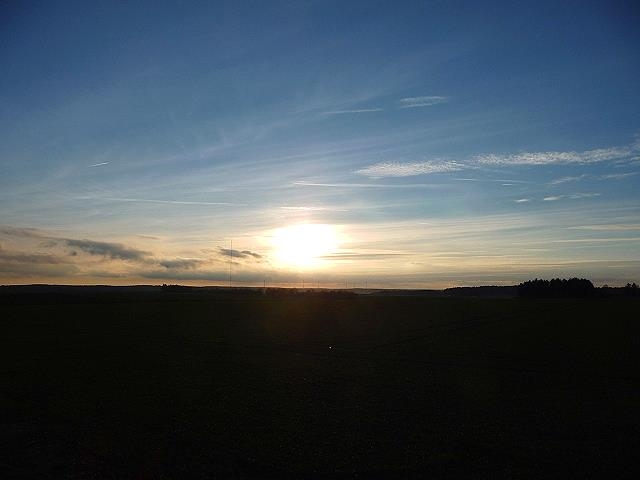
1;0;639;287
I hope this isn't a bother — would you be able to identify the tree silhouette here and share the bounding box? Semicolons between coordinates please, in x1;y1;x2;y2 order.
517;278;595;298
624;282;639;297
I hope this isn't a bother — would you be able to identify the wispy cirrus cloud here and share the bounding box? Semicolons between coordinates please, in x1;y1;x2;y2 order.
476;145;636;166
279;206;350;212
319;252;409;261
356;160;465;178
292;181;442;188
600;171;638;180
453;177;532;184
399;96;448;108
324;95;449;115
514;198;531;203
567;224;640;231
549;174;589;185
550;237;640;244
565;192;600;200
549;171;637;185
569;192;601;199
355;141;639;180
543;193;600;202
84;197;241;206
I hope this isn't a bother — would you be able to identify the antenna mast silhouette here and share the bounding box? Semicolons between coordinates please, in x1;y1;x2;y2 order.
229;239;232;287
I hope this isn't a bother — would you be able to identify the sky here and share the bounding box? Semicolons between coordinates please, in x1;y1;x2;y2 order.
1;0;639;288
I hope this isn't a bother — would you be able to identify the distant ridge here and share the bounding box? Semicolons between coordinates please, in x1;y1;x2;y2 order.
1;281;637;303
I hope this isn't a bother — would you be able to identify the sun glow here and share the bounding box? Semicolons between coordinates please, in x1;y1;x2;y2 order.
272;224;339;268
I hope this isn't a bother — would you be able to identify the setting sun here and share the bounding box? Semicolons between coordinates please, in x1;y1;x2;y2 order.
272;224;339;269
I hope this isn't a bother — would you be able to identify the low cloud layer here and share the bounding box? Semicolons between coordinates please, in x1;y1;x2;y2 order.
0;242;78;278
158;258;203;269
64;239;149;260
218;248;262;259
0;245;64;265
0;225;266;281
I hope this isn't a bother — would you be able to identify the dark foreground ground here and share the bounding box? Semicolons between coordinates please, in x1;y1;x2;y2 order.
1;288;639;478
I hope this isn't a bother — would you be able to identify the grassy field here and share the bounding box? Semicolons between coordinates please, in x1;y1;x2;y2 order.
1;289;639;478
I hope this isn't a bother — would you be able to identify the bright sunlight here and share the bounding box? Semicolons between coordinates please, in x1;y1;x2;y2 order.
272;224;339;269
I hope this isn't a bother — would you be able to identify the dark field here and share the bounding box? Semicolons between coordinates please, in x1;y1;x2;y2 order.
1;288;639;478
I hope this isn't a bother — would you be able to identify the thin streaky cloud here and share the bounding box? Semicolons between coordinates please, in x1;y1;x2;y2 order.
319;252;409;260
583;146;634;162
356;160;465;178
453;177;532;184
550;237;640;244
569;193;600;199
567;224;640;231
549;174;589;185
544;193;599;201
514;198;531;203
292;181;442;189
279;206;349;212
399;96;448;108
89;162;110;167
600;172;638;180
86;197;243;206
549;172;637;184
323;108;384;115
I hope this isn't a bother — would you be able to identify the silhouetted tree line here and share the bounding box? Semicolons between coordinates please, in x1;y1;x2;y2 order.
517;278;596;298
161;284;194;291
518;278;640;298
266;288;356;298
624;283;639;297
602;282;640;298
